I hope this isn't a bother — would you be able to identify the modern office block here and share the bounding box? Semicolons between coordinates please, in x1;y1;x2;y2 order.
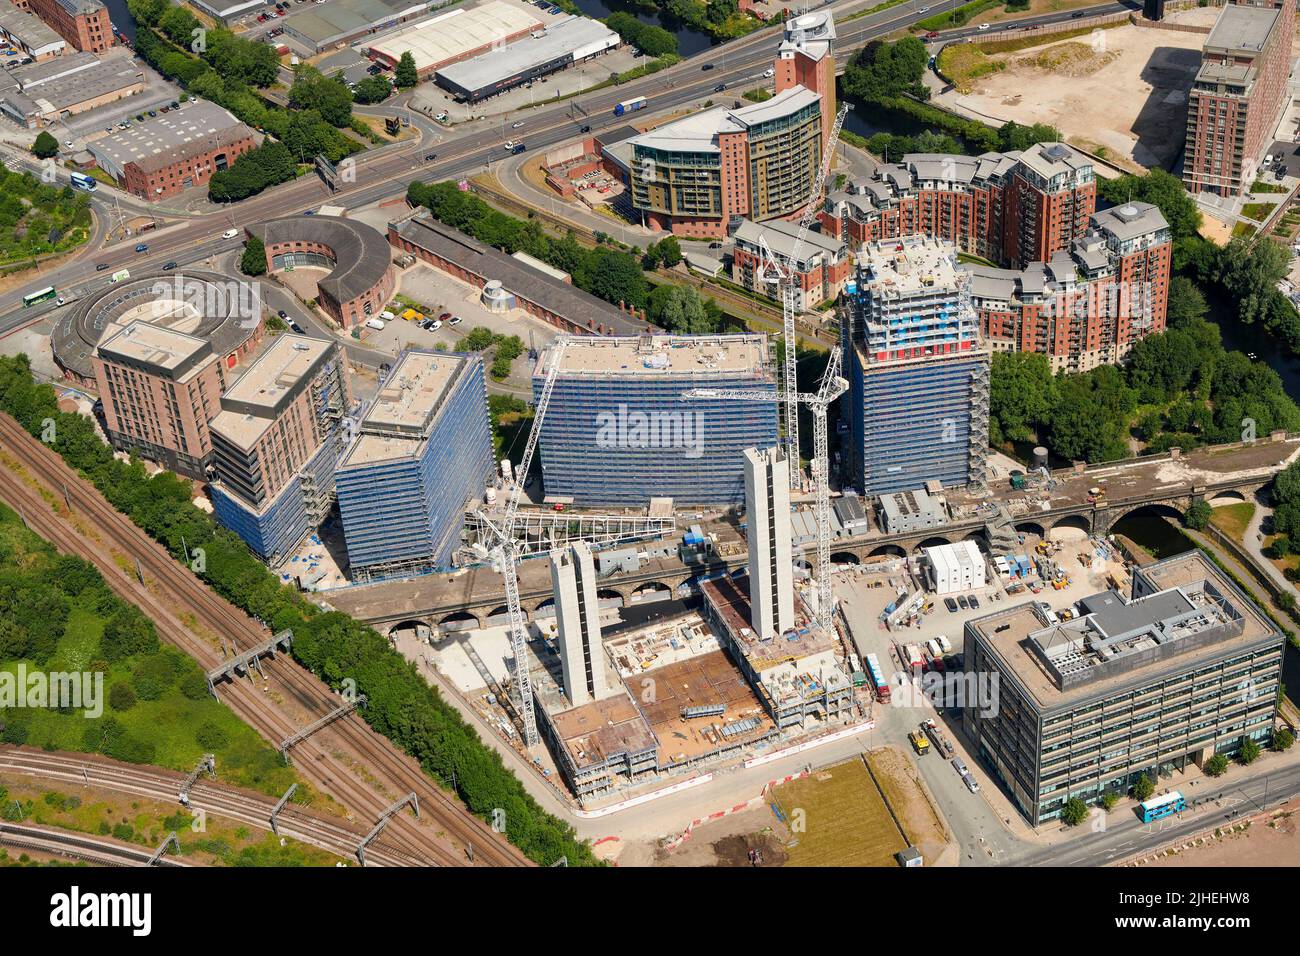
964;550;1283;825
744;446;794;638
208;335;350;562
842;236;990;495
532;334;778;507
550;541;613;707
335;351;492;581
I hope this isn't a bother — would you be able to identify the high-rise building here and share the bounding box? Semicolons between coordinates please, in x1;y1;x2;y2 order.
335;351;493;581
550;541;614;707
964;550;1283;825
532;334;778;507
841;236;990;495
91;321;227;479
1183;0;1295;198
743;446;794;639
208;335;351;563
628;12;835;239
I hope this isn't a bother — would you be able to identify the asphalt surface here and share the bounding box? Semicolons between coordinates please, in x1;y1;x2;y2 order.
0;0;1139;332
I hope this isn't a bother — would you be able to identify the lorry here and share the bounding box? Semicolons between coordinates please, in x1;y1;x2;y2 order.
865;652;890;704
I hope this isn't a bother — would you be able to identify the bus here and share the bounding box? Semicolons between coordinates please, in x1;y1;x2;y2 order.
1138;791;1185;823
613;96;646;116
22;286;56;307
69;172;97;192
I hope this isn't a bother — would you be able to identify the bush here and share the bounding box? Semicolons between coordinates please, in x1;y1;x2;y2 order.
1238;737;1261;765
1204;753;1229;777
195;722;229;750
108;682;137;712
1060;797;1089;826
1131;774;1155;801
31;131;58;160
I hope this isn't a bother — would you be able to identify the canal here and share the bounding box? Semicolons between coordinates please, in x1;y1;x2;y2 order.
103;0;137;43
567;0;718;57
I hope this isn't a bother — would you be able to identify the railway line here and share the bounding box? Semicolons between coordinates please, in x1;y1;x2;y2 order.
0;747;421;867
0;821;190;867
0;412;529;868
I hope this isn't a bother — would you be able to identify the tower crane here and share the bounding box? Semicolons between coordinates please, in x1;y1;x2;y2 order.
475;336;570;748
756;102;850;489
683;345;847;628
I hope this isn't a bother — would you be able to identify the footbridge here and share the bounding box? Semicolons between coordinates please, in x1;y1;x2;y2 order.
325;435;1300;637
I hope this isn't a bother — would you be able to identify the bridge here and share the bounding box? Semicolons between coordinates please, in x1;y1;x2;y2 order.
324;434;1300;637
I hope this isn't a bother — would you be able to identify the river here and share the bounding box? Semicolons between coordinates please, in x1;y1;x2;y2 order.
567;0;717;57
102;0;136;43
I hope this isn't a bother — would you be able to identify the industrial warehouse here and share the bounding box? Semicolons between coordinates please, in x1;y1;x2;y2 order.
364;0;543;77
433;14;619;103
279;0;430;54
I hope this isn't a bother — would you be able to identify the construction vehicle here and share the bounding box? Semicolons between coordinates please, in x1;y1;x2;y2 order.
400;308;424;322
908;730;931;756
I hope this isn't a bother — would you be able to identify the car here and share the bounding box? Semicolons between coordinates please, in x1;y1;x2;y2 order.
713;83;726;92
957;595;969;610
511;121;524;129
95;263;109;271
925;30;939;39
160;106;170;113
1071;10;1086;16
951;757;968;775
969;595;980;610
504;139;516;150
56;296;65;306
977;22;990;30
277;309;289;320
448;315;462;326
148;110;157;117
135;242;148;252
162;261;177;270
763;67;775;78
918;4;929;10
288;320;304;334
962;772;980;794
435;111;448;122
221;228;239;239
257;12;266;20
302;210;315;215
701;63;714;71
579;124;591;133
379;310;395;321
423;152;437;161
437;312;452;322
428;319;442;331
63;140;73;149
170;101;180;109
944;597;958;612
418;318;433;330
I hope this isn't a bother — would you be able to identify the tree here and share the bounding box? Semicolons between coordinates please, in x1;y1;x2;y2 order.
657;235;682;268
1274;728;1295;752
1098;169;1202;241
1166;276;1208;328
989;351;1054;445
648;284;719;334
352;75;392;104
394;51;418;89
239;234;267;276
101;606;158;662
843;37;929;104
108;682;137;712
1100;791;1120;811
31;131;58;160
1131;774;1155;801
289;67;353;127
1184;500;1212;531
1204;753;1229;777
1060;797;1089;826
1238;737;1261;765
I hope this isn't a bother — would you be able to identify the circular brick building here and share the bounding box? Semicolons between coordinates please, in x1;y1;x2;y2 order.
248;215;396;329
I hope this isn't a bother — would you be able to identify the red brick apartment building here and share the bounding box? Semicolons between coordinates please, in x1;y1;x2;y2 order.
15;0;111;53
1183;0;1295;198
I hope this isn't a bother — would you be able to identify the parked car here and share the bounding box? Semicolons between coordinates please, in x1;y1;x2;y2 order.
428;319;442;331
957;595;969;610
277;309;289;319
763;67;775;78
962;772;980;794
448;315;462;326
944;597;958;612
969;595;980;610
288;320;304;334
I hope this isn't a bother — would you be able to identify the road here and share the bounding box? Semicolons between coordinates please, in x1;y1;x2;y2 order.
0;0;1138;328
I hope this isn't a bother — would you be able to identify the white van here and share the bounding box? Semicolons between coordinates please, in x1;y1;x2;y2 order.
379;310;395;321
365;317;386;330
221;228;239;239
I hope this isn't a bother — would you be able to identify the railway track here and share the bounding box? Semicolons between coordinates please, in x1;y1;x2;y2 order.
0;413;529;868
0;747;421;867
0;821;190;867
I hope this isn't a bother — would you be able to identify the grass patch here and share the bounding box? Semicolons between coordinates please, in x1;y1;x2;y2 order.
1251;180;1290;195
742;87;773;103
917;0;1001;32
0;504;301;799
937;43;1005;92
768;757;906;867
1209;502;1256;544
1232;221;1258;239
1241;202;1277;223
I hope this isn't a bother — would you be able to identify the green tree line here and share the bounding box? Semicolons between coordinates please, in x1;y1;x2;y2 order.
0;354;600;867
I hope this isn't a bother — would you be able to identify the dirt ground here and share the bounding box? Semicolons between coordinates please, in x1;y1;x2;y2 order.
934;7;1221;170
1141;798;1300;867
866;746;954;865
649;803;790;867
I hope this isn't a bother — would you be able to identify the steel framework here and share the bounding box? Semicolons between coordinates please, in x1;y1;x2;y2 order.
757;103;850;488
683;345;847;627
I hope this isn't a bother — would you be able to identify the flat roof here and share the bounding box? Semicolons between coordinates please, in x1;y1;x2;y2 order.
341;350;467;467
536;333;770;378
285;0;426;45
209;335;334;449
967;551;1278;712
1205;2;1279;56
857;235;962;296
1091;201;1168;242
630;85;820;154
367;1;543;71
96;320;211;376
434;15;618;93
88;100;253;175
0;4;64;52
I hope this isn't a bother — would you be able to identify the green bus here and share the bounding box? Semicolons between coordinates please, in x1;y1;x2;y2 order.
22;286;56;308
